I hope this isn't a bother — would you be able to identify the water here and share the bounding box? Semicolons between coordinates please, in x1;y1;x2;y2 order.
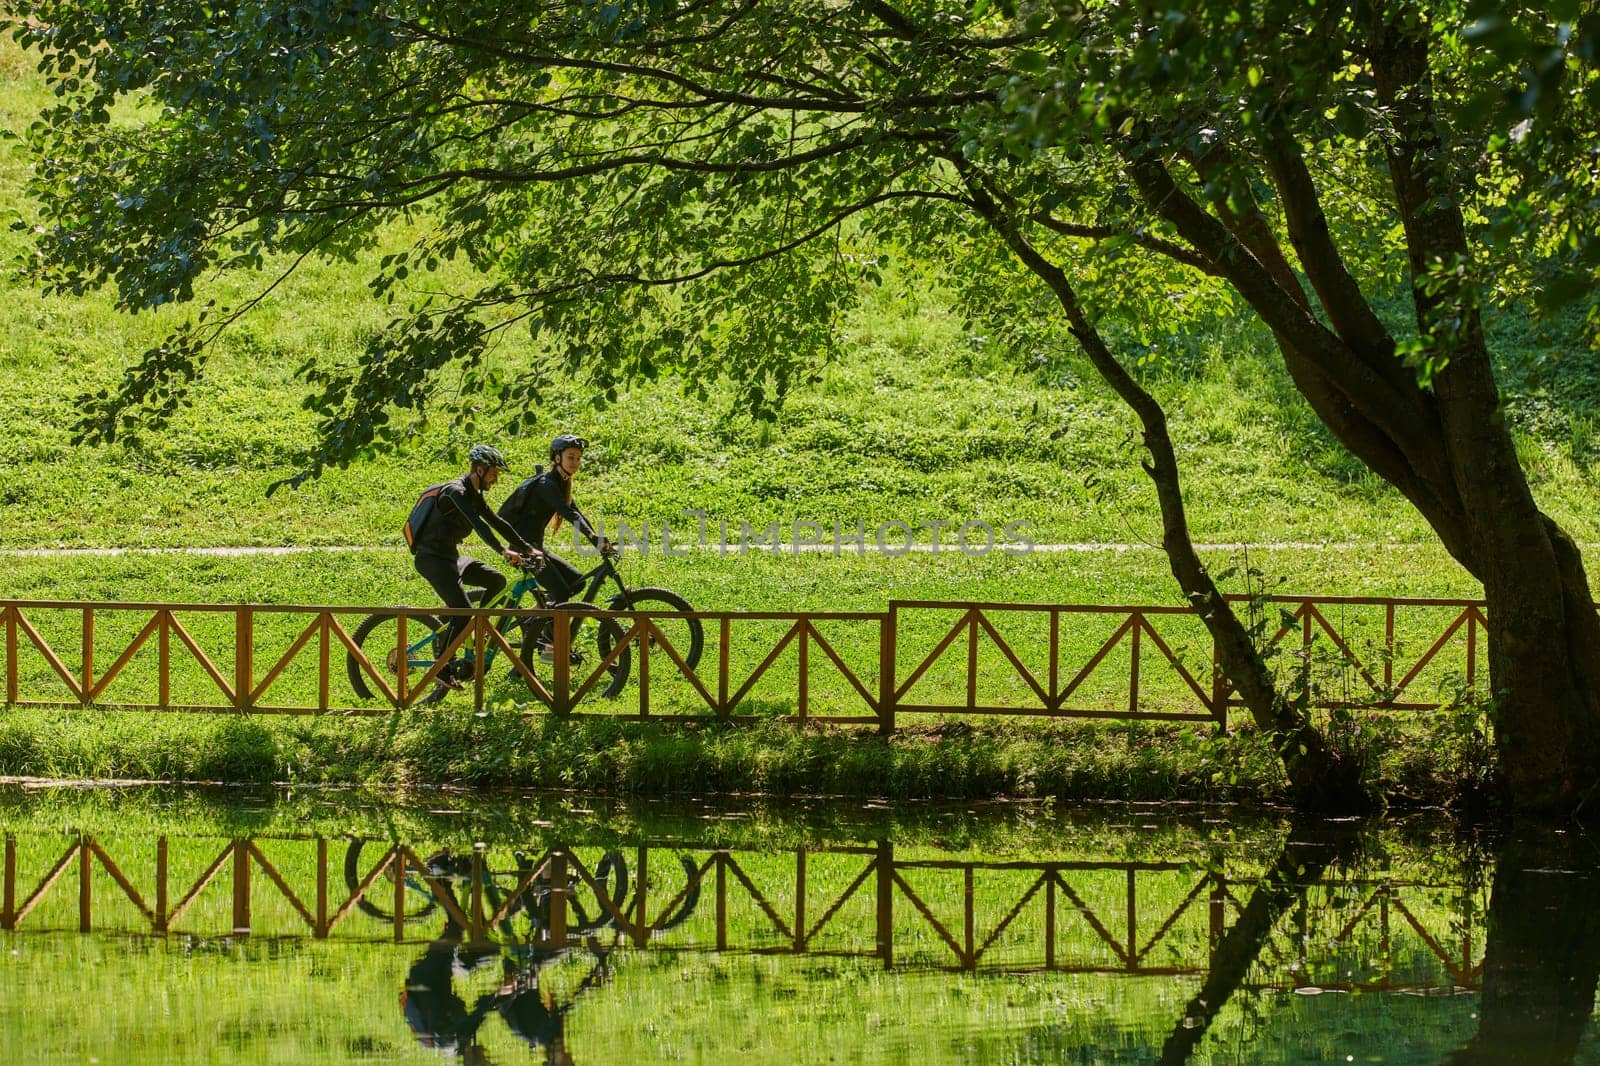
0;785;1596;1065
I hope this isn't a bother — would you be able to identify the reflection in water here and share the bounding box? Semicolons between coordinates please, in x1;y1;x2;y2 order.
1447;827;1600;1066
1160;819;1358;1065
392;844;679;1066
402;933;610;1066
1;797;1598;1064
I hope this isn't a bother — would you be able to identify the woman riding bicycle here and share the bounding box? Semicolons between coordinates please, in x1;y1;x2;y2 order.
498;434;612;612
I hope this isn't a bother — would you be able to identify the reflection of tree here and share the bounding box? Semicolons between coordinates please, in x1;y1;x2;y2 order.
1445;826;1600;1066
1159;818;1358;1066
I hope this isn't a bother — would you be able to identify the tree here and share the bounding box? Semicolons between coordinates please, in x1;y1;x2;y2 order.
8;0;1599;809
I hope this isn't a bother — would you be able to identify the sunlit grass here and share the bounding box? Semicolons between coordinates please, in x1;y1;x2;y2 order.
0;28;1595;560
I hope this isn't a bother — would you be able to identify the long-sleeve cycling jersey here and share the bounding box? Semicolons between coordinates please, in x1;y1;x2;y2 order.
411;476;533;560
498;468;598;550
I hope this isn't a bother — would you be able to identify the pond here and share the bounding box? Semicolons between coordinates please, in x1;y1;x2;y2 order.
0;785;1596;1065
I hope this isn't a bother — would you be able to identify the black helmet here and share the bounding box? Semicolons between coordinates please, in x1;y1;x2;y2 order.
549;434;588;460
467;443;510;471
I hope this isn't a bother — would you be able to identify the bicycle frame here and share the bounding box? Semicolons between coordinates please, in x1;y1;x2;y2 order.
577;555;630;606
400;570;546;671
400;546;631;673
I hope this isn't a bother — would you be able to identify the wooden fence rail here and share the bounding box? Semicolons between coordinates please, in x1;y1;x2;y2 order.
0;832;1482;988
0;595;1498;729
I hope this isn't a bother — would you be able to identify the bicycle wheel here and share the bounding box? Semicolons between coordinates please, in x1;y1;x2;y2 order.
656;854;703;932
342;838;443;921
347;611;445;702
584;850;629;932
521;600;631;701
608;588;704;674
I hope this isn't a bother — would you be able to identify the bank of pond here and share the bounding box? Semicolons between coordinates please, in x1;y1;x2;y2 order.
0;709;1491;812
0;784;1594;1064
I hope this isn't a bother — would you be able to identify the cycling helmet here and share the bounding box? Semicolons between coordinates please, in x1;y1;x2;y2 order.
467;443;510;471
549;434;588;460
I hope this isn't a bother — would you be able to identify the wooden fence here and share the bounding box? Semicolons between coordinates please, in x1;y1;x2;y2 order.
0;831;1482;989
0;595;1494;730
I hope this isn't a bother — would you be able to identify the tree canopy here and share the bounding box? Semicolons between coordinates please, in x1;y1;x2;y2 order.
9;2;1594;469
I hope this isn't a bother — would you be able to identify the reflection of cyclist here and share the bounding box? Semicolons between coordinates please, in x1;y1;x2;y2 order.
400;931;501;1056
401;932;611;1066
498;435;611;632
411;444;539;691
496;941;614;1066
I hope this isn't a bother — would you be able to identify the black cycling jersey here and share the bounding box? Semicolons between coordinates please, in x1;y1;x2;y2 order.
498;468;598;550
412;476;532;559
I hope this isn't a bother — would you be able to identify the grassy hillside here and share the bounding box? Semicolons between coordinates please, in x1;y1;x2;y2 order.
0;38;1597;604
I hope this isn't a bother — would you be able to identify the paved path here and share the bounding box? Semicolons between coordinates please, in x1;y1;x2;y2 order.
0;541;1434;557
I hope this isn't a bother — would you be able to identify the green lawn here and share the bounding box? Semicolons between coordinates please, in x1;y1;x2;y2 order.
0;38;1596;576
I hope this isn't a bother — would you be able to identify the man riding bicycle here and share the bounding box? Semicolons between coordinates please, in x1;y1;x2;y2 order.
498;434;612;612
409;444;540;692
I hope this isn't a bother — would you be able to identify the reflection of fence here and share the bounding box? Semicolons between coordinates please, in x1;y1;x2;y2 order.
0;832;1482;989
0;595;1496;728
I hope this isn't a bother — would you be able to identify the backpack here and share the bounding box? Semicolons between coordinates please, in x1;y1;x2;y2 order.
402;481;450;552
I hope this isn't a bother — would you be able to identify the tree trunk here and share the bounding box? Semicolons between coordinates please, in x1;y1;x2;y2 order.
958;165;1364;810
1370;12;1600;814
1113;14;1600;813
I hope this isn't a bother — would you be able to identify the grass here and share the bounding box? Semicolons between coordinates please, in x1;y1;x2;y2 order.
0;701;1496;810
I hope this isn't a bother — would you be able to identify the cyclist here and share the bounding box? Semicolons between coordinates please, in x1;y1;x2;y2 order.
498;434;611;616
410;444;540;690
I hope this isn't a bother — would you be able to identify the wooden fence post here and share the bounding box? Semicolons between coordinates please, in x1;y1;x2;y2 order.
552;612;571;716
2;834;14;930
316;837;328;938
876;838;894;969
718;617;731;718
1211;634;1227;734
79;834;92;933
232;839;251;935
155;836;168;933
82;608;94;699
879;607;897;737
235;608;253;712
3;606;15;706
157;611;171;709
550;850;568;946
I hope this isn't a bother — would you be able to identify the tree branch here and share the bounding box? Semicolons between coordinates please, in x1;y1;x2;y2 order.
954;158;1347;798
1258;126;1398;360
1124;149;1470;555
1032;212;1221;276
1186;142;1312;312
395;21;990;114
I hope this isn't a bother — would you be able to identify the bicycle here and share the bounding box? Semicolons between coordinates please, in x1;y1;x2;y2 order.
343;837;703;941
346;547;702;705
342;838;631;939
